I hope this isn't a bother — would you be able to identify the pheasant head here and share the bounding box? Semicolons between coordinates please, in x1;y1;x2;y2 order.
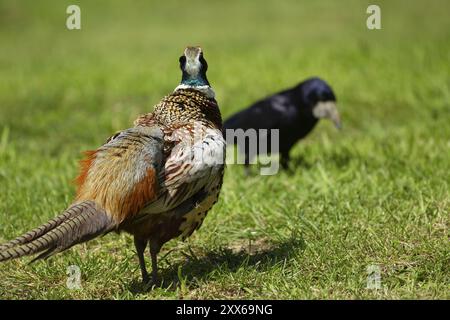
139;47;221;129
176;46;214;99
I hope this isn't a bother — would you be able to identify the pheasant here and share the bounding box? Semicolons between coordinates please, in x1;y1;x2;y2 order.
0;46;225;285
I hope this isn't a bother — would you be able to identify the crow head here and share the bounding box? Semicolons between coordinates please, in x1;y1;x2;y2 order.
301;77;341;129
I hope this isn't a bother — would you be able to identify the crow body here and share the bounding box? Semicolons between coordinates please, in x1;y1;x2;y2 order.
223;77;341;170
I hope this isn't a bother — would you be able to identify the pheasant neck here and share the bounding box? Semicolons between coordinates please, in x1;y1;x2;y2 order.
174;84;215;99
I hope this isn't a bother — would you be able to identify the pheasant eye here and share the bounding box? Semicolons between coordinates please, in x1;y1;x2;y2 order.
179;56;186;68
199;55;207;70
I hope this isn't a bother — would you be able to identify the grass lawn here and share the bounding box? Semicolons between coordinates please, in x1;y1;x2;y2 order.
0;0;448;299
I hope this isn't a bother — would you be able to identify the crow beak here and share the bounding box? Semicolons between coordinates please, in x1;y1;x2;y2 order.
312;101;342;130
330;108;342;130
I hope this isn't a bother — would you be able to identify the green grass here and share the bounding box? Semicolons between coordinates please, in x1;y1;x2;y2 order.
0;0;449;299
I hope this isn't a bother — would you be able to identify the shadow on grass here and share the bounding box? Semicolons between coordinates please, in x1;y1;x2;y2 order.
288;155;313;170
292;151;353;169
128;235;306;293
241;151;353;175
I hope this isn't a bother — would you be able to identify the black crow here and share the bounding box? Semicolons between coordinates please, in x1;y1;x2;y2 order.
224;77;341;171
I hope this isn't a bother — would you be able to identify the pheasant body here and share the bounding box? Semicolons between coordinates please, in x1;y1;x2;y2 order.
0;47;224;285
120;88;225;241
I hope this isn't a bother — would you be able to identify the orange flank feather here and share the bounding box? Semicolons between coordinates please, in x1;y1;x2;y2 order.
74;149;159;223
120;167;158;222
75;150;97;196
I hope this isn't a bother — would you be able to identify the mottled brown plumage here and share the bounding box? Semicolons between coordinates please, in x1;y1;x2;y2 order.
0;47;225;285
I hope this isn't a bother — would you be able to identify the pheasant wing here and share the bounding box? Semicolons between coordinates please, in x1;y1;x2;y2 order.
76;125;165;223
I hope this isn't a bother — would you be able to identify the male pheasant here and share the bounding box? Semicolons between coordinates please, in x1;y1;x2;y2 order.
0;47;225;285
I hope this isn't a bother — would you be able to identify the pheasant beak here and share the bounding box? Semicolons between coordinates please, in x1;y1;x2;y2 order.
183;46;202;77
313;101;342;130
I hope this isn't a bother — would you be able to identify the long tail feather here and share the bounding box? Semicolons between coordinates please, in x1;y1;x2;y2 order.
0;205;82;251
0;201;115;262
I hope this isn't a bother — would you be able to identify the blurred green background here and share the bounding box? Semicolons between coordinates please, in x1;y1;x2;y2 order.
0;0;448;299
